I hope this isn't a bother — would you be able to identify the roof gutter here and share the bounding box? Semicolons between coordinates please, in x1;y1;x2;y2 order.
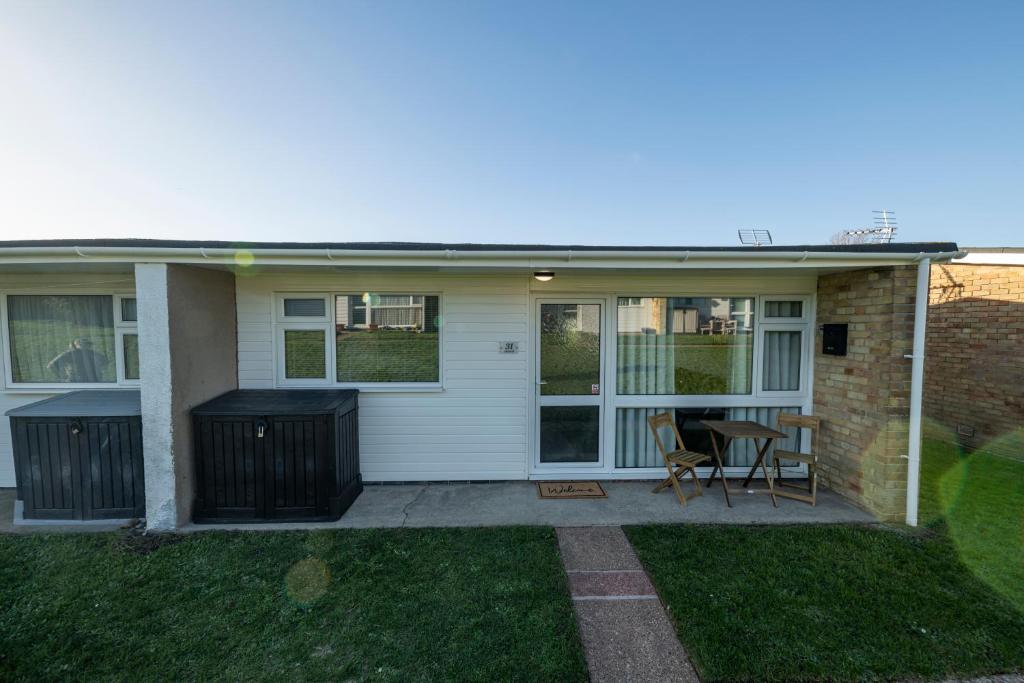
0;245;967;267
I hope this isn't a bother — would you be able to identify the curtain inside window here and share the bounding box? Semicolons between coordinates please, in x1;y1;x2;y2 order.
615;407;663;467
7;295;116;383
763;330;802;391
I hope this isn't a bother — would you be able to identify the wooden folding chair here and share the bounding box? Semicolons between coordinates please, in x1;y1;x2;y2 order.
771;414;821;506
647;412;711;507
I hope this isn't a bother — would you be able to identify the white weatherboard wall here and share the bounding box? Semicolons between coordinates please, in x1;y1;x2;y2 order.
236;268;816;481
0;270;137;488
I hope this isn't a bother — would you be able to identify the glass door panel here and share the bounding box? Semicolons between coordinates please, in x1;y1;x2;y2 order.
537;302;603;466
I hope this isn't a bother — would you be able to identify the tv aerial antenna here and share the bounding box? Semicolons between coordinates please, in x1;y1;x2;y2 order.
843;210;898;243
737;229;773;247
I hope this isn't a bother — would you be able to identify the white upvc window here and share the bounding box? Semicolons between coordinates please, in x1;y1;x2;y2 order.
608;293;813;472
273;292;443;390
1;291;139;389
755;296;811;398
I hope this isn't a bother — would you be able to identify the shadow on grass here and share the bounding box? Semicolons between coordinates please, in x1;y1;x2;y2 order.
919;430;1024;612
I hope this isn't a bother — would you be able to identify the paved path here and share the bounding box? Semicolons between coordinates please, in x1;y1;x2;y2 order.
556;526;699;682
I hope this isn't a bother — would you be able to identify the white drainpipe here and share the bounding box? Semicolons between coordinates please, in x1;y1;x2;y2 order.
905;257;931;526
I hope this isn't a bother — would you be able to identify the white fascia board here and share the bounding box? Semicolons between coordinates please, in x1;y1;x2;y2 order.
0;246;966;269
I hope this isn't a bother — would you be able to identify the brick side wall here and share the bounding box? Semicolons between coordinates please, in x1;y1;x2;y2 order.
925;263;1024;457
813;266;917;522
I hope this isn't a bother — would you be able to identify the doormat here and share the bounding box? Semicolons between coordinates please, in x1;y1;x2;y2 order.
537;481;607;499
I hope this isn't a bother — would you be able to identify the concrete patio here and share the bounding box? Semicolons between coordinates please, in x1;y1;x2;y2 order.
1;480;877;533
184;479;875;532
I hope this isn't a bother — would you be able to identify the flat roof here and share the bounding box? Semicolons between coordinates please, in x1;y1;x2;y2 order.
0;238;959;254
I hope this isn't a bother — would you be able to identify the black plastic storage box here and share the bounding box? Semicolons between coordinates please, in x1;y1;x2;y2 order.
7;390;145;520
191;390;361;523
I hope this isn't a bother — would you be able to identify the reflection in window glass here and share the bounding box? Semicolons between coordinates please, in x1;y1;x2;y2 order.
284;330;326;379
7;295;116;383
540;303;601;396
283;298;326;318
540;406;600;463
334;294;440;382
120;297;138;322
123;333;140;380
616;297;753;395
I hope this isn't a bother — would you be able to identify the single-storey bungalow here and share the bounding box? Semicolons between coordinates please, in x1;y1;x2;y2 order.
0;239;961;529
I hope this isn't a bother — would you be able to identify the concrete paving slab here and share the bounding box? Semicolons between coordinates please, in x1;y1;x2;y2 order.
558;526;643;571
568;571;656;598
573;599;700;683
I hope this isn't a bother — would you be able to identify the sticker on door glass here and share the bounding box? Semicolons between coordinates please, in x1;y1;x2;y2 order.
591;384;600;395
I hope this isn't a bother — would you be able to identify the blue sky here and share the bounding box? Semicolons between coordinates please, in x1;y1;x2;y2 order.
1;1;1021;246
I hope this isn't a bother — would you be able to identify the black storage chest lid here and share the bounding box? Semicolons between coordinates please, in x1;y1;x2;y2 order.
191;389;357;416
6;390;142;417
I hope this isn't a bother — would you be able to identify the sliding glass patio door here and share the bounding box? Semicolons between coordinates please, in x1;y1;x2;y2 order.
535;300;605;468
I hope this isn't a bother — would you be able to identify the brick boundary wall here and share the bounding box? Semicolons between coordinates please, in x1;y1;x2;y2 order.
813;266;916;522
924;263;1024;458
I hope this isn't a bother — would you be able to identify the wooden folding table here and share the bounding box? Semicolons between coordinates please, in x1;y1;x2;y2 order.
700;420;789;507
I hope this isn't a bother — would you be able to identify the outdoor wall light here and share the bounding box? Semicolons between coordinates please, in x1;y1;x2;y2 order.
533;271;555;282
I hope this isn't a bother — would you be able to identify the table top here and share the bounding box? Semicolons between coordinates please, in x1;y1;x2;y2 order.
700;420;788;440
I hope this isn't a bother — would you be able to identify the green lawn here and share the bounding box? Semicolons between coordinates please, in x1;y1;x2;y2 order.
0;527;586;682
626;523;1024;682
918;435;1024;611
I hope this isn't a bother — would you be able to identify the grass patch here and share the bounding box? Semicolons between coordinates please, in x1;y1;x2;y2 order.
625;523;1024;682
0;527;586;682
919;436;1024;611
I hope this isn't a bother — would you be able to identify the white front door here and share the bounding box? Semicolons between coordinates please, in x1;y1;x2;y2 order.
534;300;605;470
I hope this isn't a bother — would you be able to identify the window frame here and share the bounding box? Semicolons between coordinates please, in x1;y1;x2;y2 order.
276;294;331;323
755;323;810;398
272;291;444;391
760;295;810;322
603;291;814;477
1;289;139;390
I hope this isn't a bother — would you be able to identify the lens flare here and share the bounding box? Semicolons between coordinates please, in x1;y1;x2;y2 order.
234;249;255;267
285;557;330;605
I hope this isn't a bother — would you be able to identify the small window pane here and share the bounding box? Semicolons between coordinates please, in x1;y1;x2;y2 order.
540;406;600;463
334;294;440;382
540;303;601;396
284;330;326;379
616;297;753;395
283;298;326;318
765;301;803;318
763;330;802;391
7;295;116;383
123;333;140;380
120;297;138;322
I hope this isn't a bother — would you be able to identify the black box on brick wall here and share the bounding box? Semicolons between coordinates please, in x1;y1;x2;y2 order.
822;323;848;356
